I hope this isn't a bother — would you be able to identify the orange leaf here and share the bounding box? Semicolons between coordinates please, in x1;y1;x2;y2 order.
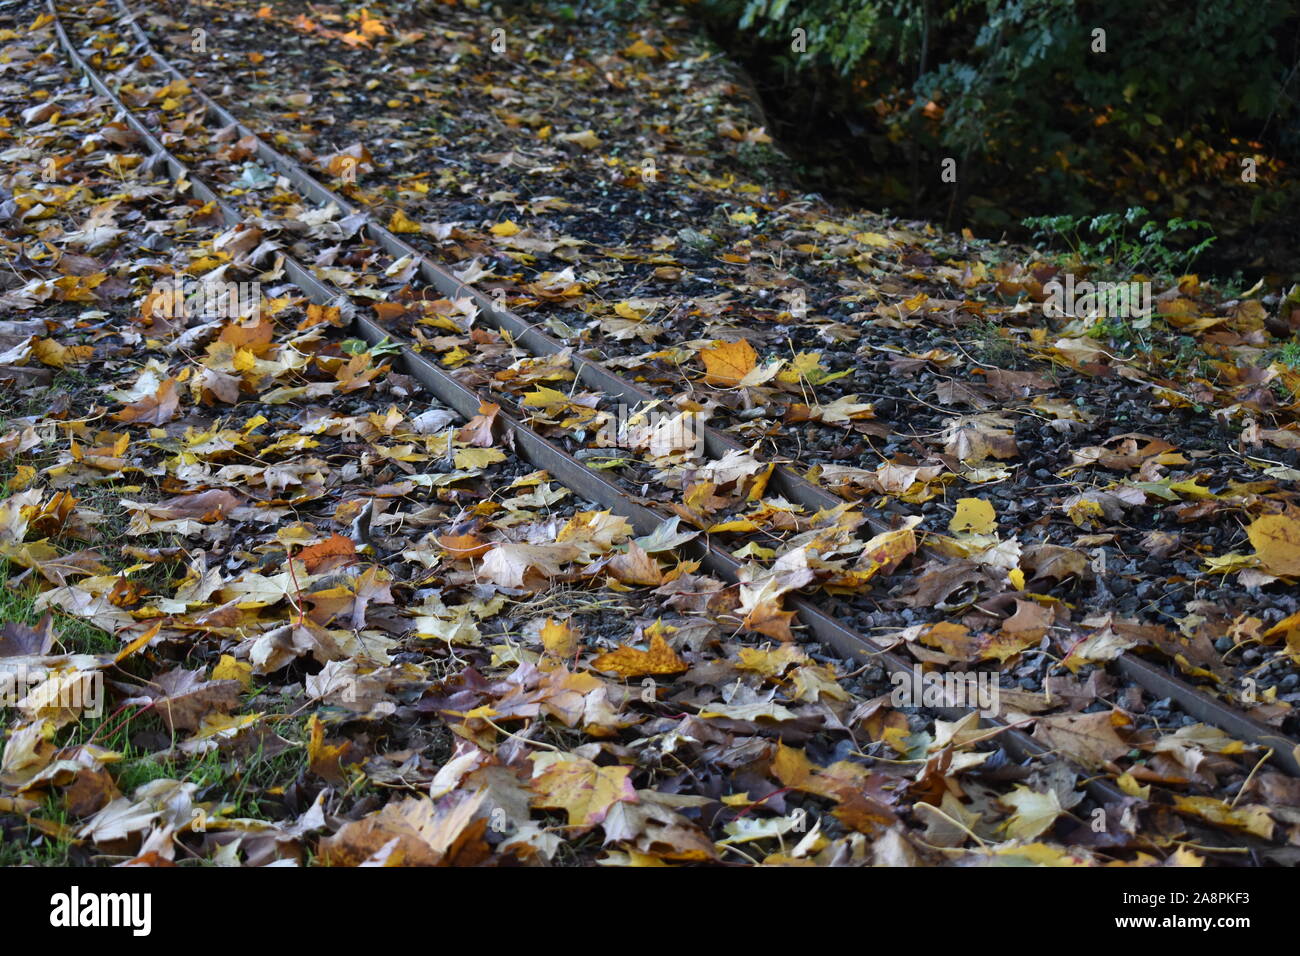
700;339;757;387
32;338;93;368
218;316;275;355
591;631;686;678
297;533;357;573
605;542;663;586
743;601;798;642
114;620;162;664
541;618;582;658
457;401;500;447
113;378;180;425
308;713;352;784
372;302;407;323
437;531;492;559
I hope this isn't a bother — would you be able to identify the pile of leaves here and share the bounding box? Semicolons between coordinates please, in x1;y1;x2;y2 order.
1;0;1300;868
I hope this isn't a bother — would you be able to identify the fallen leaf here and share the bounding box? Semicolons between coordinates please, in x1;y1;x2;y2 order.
591;631;686;678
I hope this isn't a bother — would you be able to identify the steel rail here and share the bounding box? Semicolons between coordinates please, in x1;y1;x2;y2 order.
105;0;864;524
104;0;1300;781
46;0;1144;808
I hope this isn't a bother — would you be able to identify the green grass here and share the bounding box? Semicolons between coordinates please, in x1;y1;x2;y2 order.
0;701;309;866
968;320;1021;367
49;695;308;813
0;794;75;866
1022;206;1217;281
0;566;117;656
0;368;320;864
112;735;310;820
1279;339;1300;371
0;369;94;421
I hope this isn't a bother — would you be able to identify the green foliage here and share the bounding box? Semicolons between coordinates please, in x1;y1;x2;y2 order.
1022;206;1216;279
1279;339;1300;371
969;319;1019;367
693;0;1299;260
702;0;1295;157
0;566;115;656
340;336;402;357
498;0;651;21
732;0;902;75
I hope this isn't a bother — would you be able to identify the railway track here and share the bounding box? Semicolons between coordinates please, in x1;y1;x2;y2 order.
44;0;1124;805
71;0;1300;780
5;0;1295;861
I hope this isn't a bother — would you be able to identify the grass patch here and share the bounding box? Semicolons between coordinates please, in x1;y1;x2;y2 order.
0;794;76;866
967;320;1021;367
0;565;117;656
1279;339;1300;371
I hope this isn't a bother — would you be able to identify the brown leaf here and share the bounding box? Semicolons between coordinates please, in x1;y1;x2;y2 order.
1033;709;1133;770
943;415;1018;462
319;792;489;866
0;615;54;657
64;766;120;817
139;489;241;522
113;378;180;425
456;401;500;447
195;367;242;404
605;542;663;586
742;601;799;642
143;667;243;733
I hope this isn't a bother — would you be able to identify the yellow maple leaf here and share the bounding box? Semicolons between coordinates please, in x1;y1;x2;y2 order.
453;447;506;469
857;516;921;579
213;654;253;690
949;497;997;534
541;618;582;658
736;644;808;678
854;231;891;247
531;757;638;828
557;129;602;150
700;339;757;387
307;713;351;783
32;338;92;368
614;301;647;320
591;631;686;678
622;39;658;58
388;209;423;234
1173;796;1273;839
1246;512;1300;576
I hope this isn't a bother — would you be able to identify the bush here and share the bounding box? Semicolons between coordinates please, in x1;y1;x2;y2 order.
690;0;1300;257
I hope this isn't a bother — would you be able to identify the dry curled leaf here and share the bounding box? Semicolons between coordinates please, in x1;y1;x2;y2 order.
591;632;686;678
